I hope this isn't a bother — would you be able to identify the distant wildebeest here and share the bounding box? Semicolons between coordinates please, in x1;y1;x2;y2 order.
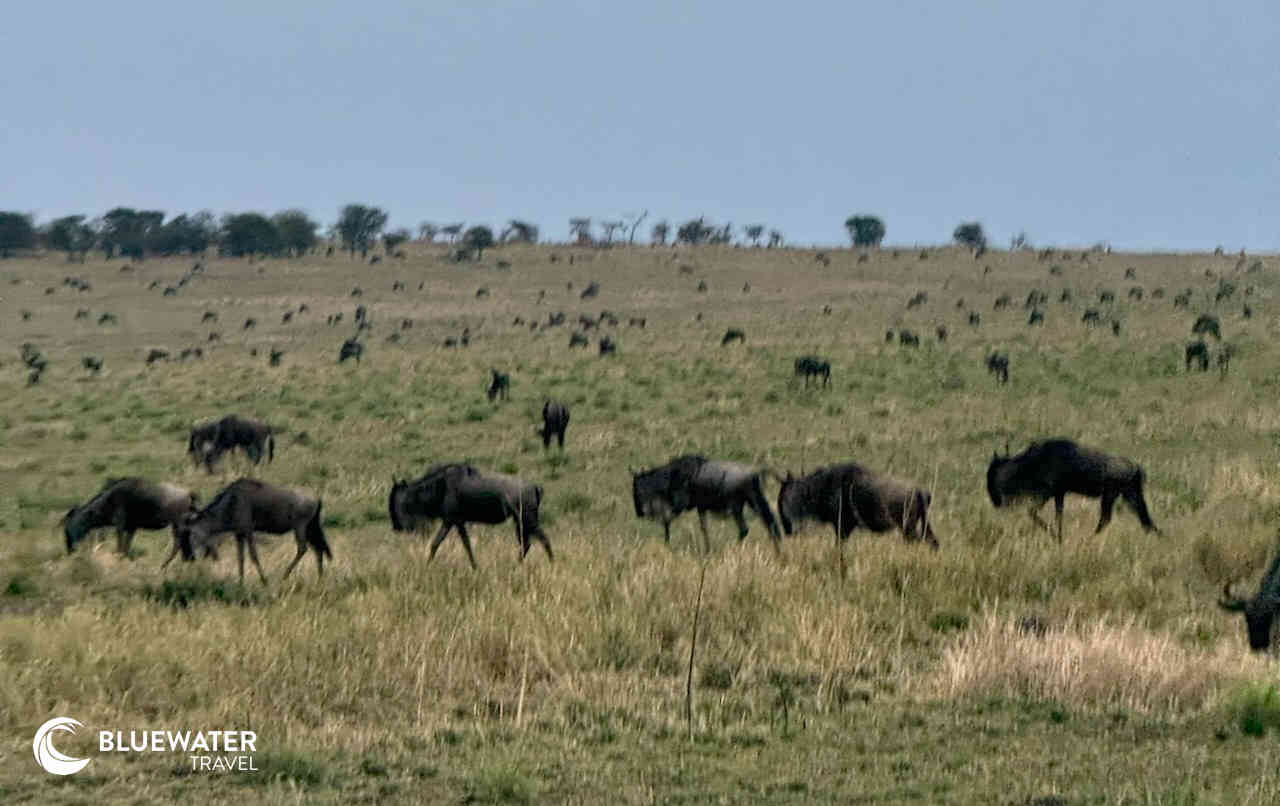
1217;344;1237;377
539;400;570;449
629;317;646;328
282;311;293;324
721;328;746;346
496;260;511;270
298;304;309;314
678;264;694;275
599;336;617;355
631;455;781;552
21;310;32;320
163;286;178;297
1081;309;1102;326
487;369;510;402
742;282;751;293
179;347;203;361
1110;320;1122;336
339;338;363;364
569;331;589;348
1024;290;1048;308
1059;289;1073;303
146;348;170;365
1215;281;1236;303
388;463;552;568
1218;546;1280;652
598;310;619;327
987;439;1159;541
578;315;597;331
392;280;405;291
369;255;381;265
175;479;331;584
1128;286;1143;301
1243;304;1253;319
1028;309;1045;326
986;352;1009;383
243;318;256;330
823;305;833;316
1049;264;1063;276
74;308;89;321
696;280;708;293
935;325;948;342
547;311;566;327
1192;314;1221;340
401;318;414;330
443;337;458;348
907;291;928;309
208;331;221;342
82;356;102;374
202;311;218;323
794;355;831;387
885;330;895;343
385;332;401;344
1173;290;1192;309
968;312;981;327
188;414;275;472
354;304;367;323
328;312;344;326
580;281;600;299
1151;288;1165;299
476;287;489;299
351;287;363;297
64;477;199;561
1124;267;1136;279
269;349;284;366
1098;290;1115;304
994;294;1012;311
777;463;938;550
898;329;920;348
98;313;117;325
1185;340;1210;372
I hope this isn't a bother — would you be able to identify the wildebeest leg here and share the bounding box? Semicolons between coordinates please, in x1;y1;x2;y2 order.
281;533;309;580
1095;492;1117;534
427;523;453;563
161;543;179;569
697;510;712;553
662;520;672;544
236;536;246;584
244;534;269;585
456;524;478;570
1027;497;1053;535
1054;493;1065;542
733;506;750;542
531;527;554;561
558;430;565;449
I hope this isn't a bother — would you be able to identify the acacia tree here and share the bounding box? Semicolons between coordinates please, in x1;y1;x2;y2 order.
439;223;464;243
569;217;592;244
626;210;648;245
220;213;280;257
744;224;764;246
600;220;625;245
650;220;670;246
45;215;97;261
844;215;886;248
502;219;538;243
464;225;495;260
336;204;388;257
99;208;163;260
0;212;36;258
272;209;319;256
418;222;438;242
767;229;783;248
953;221;987;250
676;217;714;245
383;228;410;254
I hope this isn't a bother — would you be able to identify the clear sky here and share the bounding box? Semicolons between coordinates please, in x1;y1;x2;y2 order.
3;1;1277;249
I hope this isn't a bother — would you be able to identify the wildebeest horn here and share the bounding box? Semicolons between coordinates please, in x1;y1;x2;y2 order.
1218;583;1248;612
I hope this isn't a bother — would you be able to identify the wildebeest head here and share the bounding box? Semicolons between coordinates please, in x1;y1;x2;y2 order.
63;503;96;553
1219;550;1280;651
987;450;1012;508
172;511;203;562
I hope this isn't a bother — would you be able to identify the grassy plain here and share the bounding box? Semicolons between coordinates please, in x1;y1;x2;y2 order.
1;242;1278;804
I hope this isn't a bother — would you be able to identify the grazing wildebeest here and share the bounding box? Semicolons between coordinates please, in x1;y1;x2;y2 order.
794;355;831;387
82;356;102;374
74;308;89;320
146;348;169;364
885;330;895;343
339;338;364;364
269;349;284;366
994;294;1012;311
1185;340;1210;371
282;311;293;324
1082;309;1102;326
898;329;920;348
935;325;948;342
599;336;617;355
202;311;218;323
208;331;221;342
351;286;363;297
629;317;646;328
63;477;199;561
968;312;981;327
392;280;405;291
578;315;597;331
580;281;600;299
986;352;1010;383
823;305;833;316
631;456;781;552
1099;290;1115;304
175;479;331;584
188;414;275;472
1128;286;1143;301
21;310;32;320
907;291;928;309
540;399;570;449
476;287;489;298
1192;314;1220;340
548;311;566;327
1025;290;1048;308
1028;309;1045;326
163;286;178;297
388;463;552;568
487;369;510;402
402;318;414;330
721;328;746;346
1217;344;1237;377
777;463;938;549
98;313;117;325
298;303;309;314
243;318;256;330
742;282;751;293
987;439;1159;541
569;331;589;348
1218;546;1280;652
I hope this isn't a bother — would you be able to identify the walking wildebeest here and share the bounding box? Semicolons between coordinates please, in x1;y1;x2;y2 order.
1082;309;1102;326
599;336;617;355
631;455;710;545
631;456;781;552
898;329;920;348
82;356;102;374
64;477;199;561
487;369;510;402
569;331;589;348
907;291;928;309
721;328;745;346
175;479;331;584
987;439;1159;541
146;348;169;364
243;318;256;330
539;400;570;449
1217;344;1237;377
794;355;831;387
188;414;275;472
1218;546;1280;652
580;281;600;299
968;312;981;327
1185;340;1210;372
1192;314;1220;340
388;463;552;568
936;325;948;342
986;352;1010;383
776;463;939;549
1028;309;1045;326
339;338;363;364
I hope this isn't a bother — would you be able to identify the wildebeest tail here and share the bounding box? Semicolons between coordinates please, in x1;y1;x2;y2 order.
267;433;275;463
1128;469;1159;533
306;503;333;559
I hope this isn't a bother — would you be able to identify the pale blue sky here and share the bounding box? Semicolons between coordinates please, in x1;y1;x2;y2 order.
3;1;1277;249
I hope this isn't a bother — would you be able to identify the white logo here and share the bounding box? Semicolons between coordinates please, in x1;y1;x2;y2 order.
33;717;91;775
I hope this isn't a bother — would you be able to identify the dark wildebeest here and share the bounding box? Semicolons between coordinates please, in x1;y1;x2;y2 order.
175;479;331;584
629;317;646;328
986;352;1010;383
794;355;831;387
388;463;552;568
202;311;218;323
74;308;89;321
936;325;948;342
1028;309;1045;326
282;311;293;324
1192;314;1220;340
540;400;570;449
82;356;102;374
721;328;745;346
188;414;275;472
776;463;939;549
631;456;781;552
487;369;510;402
64;477;199;561
1082;309;1102;326
269;349;284;366
907;291;928;309
339;338;363;364
696;280;708;293
1218;546;1280;652
968;312;981;327
994;294;1012;311
243;318;256;330
1243;304;1253;319
599;336;617;356
898;329;920;348
98;313;117;325
987;439;1159;541
146;348;169;364
1217;344;1237;377
1185;340;1210;372
1099;290;1115;304
569;331;589;348
1128;286;1143;301
580;281;600;299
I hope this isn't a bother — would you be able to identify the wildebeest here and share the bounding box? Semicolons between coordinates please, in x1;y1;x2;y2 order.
74;308;89;321
1128;286;1143;301
986;439;1159;541
629;317;646;328
547;311;566;327
1218;546;1280;651
1099;290;1115;304
794;355;831;387
146;348;169;364
354;304;368;323
907;291;928;309
179;347;204;361
282;311;293;324
339;338;363;364
539;400;570;449
1082;309;1102;326
188;414;275;472
580;281;600;299
82;356;102;374
776;464;938;549
898;329;920;348
1217;343;1237;377
968;312;981;327
98;313;117;325
476;287;490;298
696;280;708;292
568;331;589;348
1192;314;1220;340
1028;309;1045;326
487;369;510;402
935;325;948;342
1185;340;1210;372
392;280;405;291
388;463;552;568
1059;289;1073;303
1111;320;1122;336
599;336;617;355
243;318;256;330
1173;290;1192;309
269;348;284;366
986;352;1010;383
1124;267;1137;279
175;479;331;584
994;294;1012;311
1243;304;1253;319
63;478;199;561
202;311;218;323
1024;290;1048;308
721;328;745;346
631;456;781;552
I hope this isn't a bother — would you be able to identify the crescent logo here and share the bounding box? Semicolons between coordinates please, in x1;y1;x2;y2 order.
33;717;91;775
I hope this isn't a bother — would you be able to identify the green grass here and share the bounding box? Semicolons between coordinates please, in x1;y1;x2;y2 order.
1;243;1279;803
